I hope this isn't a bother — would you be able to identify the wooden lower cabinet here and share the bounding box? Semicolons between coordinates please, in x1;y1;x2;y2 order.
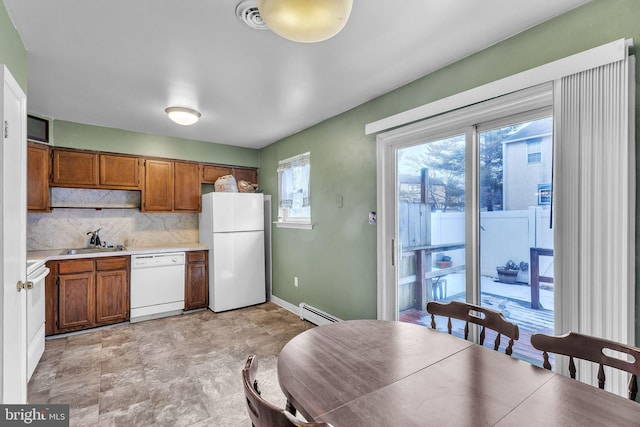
185;250;208;310
47;256;130;335
58;271;94;330
95;258;130;325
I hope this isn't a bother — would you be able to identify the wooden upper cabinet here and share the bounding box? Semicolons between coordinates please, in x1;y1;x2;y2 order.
99;154;141;189
27;143;50;212
201;164;258;186
42;146;254;213
51;149;99;187
52;149;141;190
232;167;258;184
174;161;201;212
142;159;174;212
202;164;232;184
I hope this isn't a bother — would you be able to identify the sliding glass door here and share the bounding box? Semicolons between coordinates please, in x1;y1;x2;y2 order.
389;110;554;365
477;115;554;364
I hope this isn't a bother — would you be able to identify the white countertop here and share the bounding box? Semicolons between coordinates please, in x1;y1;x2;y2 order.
27;242;208;264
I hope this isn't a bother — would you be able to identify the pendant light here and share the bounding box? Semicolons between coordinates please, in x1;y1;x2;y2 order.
164;106;201;126
256;0;353;43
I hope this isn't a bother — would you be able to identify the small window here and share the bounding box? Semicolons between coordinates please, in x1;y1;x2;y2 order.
277;152;311;228
527;138;542;163
538;183;551;205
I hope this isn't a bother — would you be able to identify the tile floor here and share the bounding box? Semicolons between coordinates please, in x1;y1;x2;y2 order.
28;302;314;426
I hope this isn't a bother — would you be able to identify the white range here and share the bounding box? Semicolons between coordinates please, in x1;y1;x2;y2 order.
26;259;50;381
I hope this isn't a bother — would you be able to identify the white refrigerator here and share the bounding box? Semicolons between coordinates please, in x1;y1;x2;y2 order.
199;192;266;312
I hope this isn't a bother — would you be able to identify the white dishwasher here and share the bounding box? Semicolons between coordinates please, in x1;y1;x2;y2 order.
130;252;186;323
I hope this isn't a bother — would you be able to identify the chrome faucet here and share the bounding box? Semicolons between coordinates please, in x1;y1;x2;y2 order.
87;228;102;247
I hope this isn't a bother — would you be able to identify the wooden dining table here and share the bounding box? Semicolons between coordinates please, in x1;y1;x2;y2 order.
277;320;640;426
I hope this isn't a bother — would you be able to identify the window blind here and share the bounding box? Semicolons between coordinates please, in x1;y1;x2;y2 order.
553;45;635;398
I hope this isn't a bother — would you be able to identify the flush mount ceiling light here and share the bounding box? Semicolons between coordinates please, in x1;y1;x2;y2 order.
164;106;201;126
256;0;353;43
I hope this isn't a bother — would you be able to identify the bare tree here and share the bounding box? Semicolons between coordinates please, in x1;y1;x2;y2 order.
398;125;520;211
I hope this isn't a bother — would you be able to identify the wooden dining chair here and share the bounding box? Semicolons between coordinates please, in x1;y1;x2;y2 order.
530;331;640;400
242;355;334;427
426;300;520;356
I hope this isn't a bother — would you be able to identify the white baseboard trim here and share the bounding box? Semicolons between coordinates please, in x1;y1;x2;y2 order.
270;295;299;317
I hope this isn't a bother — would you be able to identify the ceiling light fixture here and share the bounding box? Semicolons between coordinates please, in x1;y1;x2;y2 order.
256;0;353;43
164;106;201;126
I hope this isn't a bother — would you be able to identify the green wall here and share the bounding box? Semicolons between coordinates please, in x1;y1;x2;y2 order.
0;0;27;91
52;120;259;167
261;113;377;320
260;0;640;340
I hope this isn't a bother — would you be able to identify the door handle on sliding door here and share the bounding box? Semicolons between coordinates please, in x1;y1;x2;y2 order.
391;239;395;266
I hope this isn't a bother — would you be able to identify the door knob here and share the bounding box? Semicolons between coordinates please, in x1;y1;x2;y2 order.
16;281;33;292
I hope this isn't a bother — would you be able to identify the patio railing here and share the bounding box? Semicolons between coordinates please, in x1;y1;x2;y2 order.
402;242;465;309
530;247;553;309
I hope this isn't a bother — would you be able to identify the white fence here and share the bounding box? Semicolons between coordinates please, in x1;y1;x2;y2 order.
428;206;553;284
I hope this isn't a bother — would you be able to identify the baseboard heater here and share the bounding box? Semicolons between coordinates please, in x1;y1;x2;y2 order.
298;303;341;326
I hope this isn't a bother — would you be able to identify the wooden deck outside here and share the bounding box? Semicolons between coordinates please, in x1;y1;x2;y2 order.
399;287;555;367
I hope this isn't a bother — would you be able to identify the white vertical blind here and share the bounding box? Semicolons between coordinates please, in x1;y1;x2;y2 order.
553;47;635;397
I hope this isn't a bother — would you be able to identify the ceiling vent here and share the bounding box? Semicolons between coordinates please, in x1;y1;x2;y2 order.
236;1;268;31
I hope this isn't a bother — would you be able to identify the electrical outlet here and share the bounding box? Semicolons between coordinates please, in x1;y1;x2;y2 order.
294;277;299;287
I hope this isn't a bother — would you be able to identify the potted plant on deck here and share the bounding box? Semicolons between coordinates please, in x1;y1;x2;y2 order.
496;260;520;284
434;254;452;269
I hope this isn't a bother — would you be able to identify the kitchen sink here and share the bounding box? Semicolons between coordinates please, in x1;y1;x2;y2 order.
61;247;125;255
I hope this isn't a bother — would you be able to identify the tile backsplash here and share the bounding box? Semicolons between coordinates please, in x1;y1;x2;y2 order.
28;208;198;251
28;188;199;250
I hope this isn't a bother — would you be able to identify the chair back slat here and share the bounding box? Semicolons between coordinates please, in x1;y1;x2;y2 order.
569;356;576;379
426;301;519;356
598;364;606;389
542;351;552;370
631;375;638;401
531;332;640;400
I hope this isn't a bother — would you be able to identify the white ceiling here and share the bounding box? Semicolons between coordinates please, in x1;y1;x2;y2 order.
4;0;589;149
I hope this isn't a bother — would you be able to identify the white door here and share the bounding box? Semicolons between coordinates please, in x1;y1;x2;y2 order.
1;65;27;403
